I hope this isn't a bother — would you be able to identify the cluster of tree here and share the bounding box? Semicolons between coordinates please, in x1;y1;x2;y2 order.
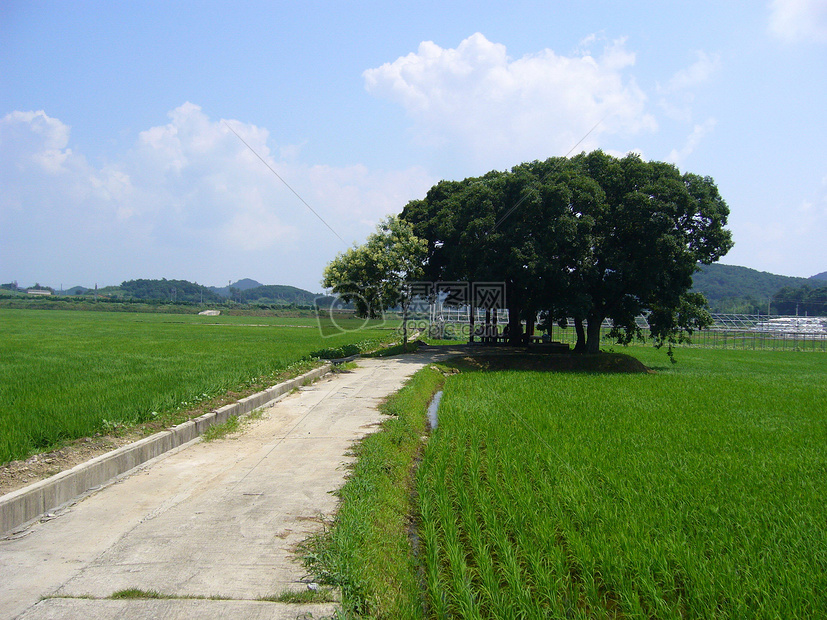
704;297;767;315
323;217;426;318
117;279;324;307
0;282;55;293
119;279;224;304
773;284;827;316
323;216;426;347
326;151;733;353
2;277;326;307
236;284;320;305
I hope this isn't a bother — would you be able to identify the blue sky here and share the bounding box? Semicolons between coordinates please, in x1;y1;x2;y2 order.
2;1;826;292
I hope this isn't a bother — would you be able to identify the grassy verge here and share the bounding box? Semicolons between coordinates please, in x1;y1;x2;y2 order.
301;364;445;619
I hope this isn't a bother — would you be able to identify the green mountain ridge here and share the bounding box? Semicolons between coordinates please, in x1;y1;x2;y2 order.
1;279;324;306
692;264;825;314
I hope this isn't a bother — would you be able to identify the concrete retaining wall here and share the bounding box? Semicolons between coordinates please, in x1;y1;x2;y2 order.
1;363;331;536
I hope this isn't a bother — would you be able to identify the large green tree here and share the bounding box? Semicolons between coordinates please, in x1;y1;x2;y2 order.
401;150;733;353
402;164;582;344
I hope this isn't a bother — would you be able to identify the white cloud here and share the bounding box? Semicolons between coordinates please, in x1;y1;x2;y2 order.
657;51;721;123
665;51;721;92
363;33;656;170
0;104;434;289
0;110;128;221
668;118;717;165
769;0;827;43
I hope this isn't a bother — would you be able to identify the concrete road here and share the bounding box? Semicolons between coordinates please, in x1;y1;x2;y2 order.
0;353;439;619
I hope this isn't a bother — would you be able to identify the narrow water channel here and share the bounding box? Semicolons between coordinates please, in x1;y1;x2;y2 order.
427;390;443;429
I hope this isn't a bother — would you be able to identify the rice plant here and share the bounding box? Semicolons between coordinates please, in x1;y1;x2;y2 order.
417;348;827;618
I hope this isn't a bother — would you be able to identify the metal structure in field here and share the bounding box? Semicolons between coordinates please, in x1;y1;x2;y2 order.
689;315;827;351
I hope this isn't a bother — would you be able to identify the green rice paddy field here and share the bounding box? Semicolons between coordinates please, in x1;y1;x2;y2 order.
0;309;395;464
311;347;827;619
425;349;827;618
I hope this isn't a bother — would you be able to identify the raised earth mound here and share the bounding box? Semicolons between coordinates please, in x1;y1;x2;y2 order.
452;352;654;374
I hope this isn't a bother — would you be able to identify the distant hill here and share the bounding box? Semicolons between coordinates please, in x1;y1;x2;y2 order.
206;280;324;305
117;278;322;305
232;278;263;291
120;279;224;303
240;284;320;305
691;264;813;313
811;271;827;281
208;279;264;298
1;277;330;308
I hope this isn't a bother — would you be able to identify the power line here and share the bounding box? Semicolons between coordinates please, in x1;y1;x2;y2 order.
222;120;347;245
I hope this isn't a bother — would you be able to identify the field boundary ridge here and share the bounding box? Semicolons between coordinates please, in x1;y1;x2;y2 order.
0;363;332;536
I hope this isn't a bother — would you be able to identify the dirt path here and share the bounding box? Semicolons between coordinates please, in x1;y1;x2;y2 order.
0;353;440;619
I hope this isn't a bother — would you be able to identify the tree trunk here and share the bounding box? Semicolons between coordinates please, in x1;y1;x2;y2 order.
507;304;522;346
573;318;586;353
586;313;603;354
402;296;409;352
525;313;535;345
469;304;475;344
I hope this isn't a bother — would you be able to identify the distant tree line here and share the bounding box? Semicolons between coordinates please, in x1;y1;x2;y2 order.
236;284;320;305
119;279;224;303
1;282;55;293
2;278;330;308
772;284;827;316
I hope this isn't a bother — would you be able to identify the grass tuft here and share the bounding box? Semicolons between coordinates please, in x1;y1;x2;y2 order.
109;588;168;599
258;588;337;604
200;414;242;442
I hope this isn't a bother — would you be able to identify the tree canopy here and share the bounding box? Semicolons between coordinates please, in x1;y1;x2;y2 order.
322;215;427;319
401;150;733;352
